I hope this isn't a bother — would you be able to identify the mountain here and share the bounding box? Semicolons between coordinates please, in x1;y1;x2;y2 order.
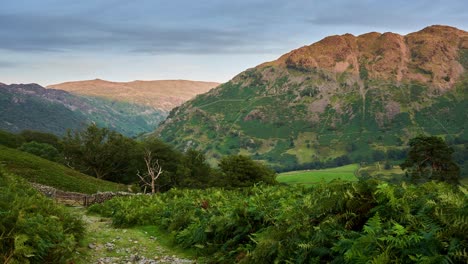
0;83;165;136
47;79;220;112
156;25;468;170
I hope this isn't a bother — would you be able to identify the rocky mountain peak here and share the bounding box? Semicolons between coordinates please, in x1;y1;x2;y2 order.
262;25;467;90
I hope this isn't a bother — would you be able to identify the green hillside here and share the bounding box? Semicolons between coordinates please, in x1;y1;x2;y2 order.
277;164;358;184
156;27;468;170
0;83;165;137
0;145;126;194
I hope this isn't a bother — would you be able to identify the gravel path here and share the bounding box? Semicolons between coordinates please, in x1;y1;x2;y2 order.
70;207;194;264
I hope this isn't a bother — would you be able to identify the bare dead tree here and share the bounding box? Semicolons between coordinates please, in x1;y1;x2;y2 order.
137;150;163;194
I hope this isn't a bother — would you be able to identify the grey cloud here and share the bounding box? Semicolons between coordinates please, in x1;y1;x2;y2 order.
0;0;466;55
304;0;468;29
0;60;19;68
0;10;278;55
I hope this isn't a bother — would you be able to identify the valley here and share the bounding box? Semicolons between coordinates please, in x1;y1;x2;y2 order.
0;80;218;137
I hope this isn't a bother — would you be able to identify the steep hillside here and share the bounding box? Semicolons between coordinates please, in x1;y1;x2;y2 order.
48;79;220;111
0;83;165;136
156;25;468;169
0;145;125;193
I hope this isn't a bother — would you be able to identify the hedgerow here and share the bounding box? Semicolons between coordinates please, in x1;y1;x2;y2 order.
89;180;468;263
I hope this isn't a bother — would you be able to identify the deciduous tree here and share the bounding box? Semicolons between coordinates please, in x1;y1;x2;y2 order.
400;135;460;184
219;155;277;187
61;124;138;181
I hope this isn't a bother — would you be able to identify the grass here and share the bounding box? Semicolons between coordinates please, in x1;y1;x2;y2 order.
277;164;359;185
0;145;126;194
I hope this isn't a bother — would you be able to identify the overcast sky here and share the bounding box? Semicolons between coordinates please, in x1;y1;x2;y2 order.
1;0;467;85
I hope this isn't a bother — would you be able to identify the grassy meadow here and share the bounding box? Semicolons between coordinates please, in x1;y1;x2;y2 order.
277;164;358;184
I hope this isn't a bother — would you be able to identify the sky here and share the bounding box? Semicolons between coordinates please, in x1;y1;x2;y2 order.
1;0;467;86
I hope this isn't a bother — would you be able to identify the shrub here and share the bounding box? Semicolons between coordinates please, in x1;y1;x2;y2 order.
0;169;84;263
90;181;468;263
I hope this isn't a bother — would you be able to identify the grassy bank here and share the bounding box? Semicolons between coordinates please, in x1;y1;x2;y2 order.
0;145;126;194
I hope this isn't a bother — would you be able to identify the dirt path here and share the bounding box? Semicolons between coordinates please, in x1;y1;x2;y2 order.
69;206;193;264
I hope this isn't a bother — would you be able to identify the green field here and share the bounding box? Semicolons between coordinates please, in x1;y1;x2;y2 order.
0;145;126;193
277;164;359;184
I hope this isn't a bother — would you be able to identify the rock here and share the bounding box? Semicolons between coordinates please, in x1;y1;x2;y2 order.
104;242;115;251
129;254;140;262
88;243;96;249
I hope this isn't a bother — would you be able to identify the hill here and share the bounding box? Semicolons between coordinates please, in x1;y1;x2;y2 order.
0;83;165;136
48;79;220;112
0;145;126;193
156;25;468;170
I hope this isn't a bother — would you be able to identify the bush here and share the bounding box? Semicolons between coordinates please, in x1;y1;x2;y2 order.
89;181;468;263
0;169;84;263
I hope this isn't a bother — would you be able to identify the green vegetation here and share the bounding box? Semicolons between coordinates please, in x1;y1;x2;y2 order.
0;169;85;263
158;61;468;171
0;84;165;137
219;155;277;187
18;141;61;162
62;124;139;181
59;124;278;190
277;164;358;184
0;145;125;194
89;180;468;263
401;135;461;184
0;130;24;148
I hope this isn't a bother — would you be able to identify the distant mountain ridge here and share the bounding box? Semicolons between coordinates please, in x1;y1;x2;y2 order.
48;79;220;111
156;25;468;169
0;83;165;136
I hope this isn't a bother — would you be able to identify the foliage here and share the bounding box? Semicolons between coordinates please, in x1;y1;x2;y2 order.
0;169;85;263
0;130;24;148
218;155;277;187
89;180;468;263
0;145;126;194
62;124;139;181
19;130;61;150
401;135;461;184
18;141;61;162
177;148;214;188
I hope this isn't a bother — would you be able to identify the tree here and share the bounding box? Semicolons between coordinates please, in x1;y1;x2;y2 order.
178;148;213;188
138;138;183;192
18;141;61;162
219;155;277;188
400;135;460;184
137;149;163;194
20;130;61;150
0;130;24;148
61;124;138;182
